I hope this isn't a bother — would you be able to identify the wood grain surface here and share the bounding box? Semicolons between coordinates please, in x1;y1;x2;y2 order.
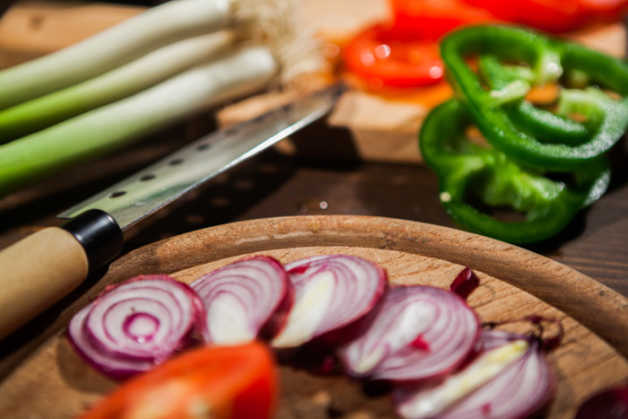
0;216;626;418
0;1;142;67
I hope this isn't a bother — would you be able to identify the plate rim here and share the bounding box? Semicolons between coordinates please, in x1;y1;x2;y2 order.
122;214;628;358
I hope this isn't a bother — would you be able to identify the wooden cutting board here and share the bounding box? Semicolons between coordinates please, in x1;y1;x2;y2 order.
1;1;625;164
0;216;626;418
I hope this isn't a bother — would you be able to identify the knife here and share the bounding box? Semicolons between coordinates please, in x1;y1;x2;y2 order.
0;82;345;340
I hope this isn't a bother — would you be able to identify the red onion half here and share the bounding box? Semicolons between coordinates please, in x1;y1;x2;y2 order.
191;256;293;344
395;330;554;419
271;255;387;348
338;285;479;381
68;275;204;379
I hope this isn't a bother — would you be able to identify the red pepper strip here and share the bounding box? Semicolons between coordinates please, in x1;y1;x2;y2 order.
80;343;277;419
463;0;586;32
579;0;628;19
390;0;500;41
343;24;444;88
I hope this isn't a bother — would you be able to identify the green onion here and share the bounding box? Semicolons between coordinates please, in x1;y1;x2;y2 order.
0;0;232;109
0;32;235;141
0;0;310;197
0;46;277;196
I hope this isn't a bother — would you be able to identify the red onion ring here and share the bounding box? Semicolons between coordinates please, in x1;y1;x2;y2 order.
271;254;387;348
191;256;293;344
395;330;554;419
68;275;204;379
458;341;551;419
338;285;479;381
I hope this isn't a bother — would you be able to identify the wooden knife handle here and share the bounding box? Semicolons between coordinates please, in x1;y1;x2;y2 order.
0;210;123;340
0;227;88;339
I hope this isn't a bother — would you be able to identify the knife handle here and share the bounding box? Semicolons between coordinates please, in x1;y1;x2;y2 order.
0;210;123;340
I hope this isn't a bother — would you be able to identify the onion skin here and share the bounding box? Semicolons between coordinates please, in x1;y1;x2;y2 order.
191;256;293;345
68;275;205;379
449;267;479;301
338;285;479;382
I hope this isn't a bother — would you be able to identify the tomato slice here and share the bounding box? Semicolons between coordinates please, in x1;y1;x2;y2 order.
463;0;586;32
343;24;444;88
390;0;500;41
80;343;277;419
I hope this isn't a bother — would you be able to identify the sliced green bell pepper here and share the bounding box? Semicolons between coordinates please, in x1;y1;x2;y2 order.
440;25;628;171
478;55;591;145
419;98;610;244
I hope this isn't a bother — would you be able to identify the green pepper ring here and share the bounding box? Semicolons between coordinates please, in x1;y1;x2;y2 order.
419;99;611;244
478;54;590;145
441;25;628;172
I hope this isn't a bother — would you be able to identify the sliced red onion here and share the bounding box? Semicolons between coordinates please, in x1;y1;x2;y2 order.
271;255;387;348
338;285;479;381
68;275;204;379
191;256;292;345
395;330;554;419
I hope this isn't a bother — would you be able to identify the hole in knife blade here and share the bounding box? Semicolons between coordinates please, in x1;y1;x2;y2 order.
140;174;156;181
197;143;210;151
169;158;184;166
110;191;126;198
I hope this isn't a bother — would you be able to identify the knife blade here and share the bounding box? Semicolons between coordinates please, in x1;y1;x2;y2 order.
0;82;345;340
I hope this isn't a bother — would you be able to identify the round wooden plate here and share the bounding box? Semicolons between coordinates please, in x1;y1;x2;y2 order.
1;215;627;418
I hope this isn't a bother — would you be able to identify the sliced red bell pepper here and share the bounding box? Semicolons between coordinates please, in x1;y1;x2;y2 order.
463;0;586;32
343;24;444;88
344;0;626;90
390;0;500;41
579;0;628;19
80;343;277;419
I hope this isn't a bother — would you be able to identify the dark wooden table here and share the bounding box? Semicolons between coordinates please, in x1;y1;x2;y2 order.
0;109;627;379
2;114;628;296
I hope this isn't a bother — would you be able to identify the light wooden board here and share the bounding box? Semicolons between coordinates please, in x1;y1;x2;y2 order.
0;1;142;67
0;216;626;418
1;1;625;163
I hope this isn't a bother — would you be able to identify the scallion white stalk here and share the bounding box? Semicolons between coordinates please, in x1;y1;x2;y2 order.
0;31;236;141
0;0;232;109
0;46;277;196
